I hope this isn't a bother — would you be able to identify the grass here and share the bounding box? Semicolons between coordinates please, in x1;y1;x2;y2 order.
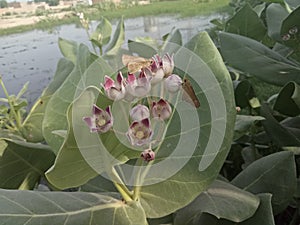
0;0;230;36
93;0;230;19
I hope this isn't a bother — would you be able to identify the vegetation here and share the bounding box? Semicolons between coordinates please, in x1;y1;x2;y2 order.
0;0;230;36
0;0;300;224
0;0;7;8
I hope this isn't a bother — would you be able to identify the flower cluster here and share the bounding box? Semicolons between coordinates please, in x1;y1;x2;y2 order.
282;26;298;41
83;53;183;162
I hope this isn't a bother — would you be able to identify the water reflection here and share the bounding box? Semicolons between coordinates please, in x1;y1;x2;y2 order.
0;14;226;105
143;16;158;32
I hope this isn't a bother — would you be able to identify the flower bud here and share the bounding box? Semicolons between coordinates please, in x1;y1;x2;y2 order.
126;70;151;97
162;53;174;77
101;72;126;101
164;74;183;93
289;27;298;35
282;34;291;41
141;149;155;162
151;99;172;120
130;104;150;121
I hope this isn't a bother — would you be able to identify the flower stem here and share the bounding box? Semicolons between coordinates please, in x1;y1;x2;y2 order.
111;167;133;202
133;158;144;201
113;181;133;203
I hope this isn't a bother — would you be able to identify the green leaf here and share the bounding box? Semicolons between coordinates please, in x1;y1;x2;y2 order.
58;38;78;64
80;175;117;192
192;193;274;225
16;81;29;100
43;45;98;154
231;151;297;214
281;6;300;48
0;140;7;156
274;81;300;116
127;41;157;58
225;4;266;41
266;3;289;41
219;32;300;86
286;0;300;8
105;17;125;56
0;189;148;225
90;17;112;48
161;28;183;53
174;180;260;225
0;139;55;190
260;104;300;147
148;214;174;225
21;58;74;142
139;32;236;218
241;194;275;225
45;86;140;189
235;80;256;108
234;115;265;140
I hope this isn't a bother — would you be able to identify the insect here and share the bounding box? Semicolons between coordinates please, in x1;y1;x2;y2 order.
122;54;152;73
182;78;200;108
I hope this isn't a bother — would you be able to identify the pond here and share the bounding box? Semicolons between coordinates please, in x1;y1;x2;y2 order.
0;14;225;105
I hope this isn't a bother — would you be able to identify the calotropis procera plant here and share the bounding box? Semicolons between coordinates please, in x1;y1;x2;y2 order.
0;30;237;225
83;54;179;164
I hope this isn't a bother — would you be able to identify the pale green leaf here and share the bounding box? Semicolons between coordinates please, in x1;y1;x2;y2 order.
219;32;300;86
174;180;260;225
21;58;74;143
139;32;236;218
0;139;55;190
231;151;297;214
0;189;148;225
42;44;98;154
58;38;78;64
105;17;125;56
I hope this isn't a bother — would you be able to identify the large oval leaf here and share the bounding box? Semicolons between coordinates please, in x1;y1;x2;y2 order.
280;6;300;48
0;189;147;225
231;151;297;214
58;38;78;64
188;193;274;225
105;17;124;56
21;58;74;143
42;44;98;154
138;32;236;218
174;180;260;224
0;139;55;190
225;4;266;41
266;3;289;41
219;32;300;86
46;86;140;189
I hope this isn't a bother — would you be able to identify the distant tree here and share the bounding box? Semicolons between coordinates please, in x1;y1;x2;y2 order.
0;0;8;8
46;0;59;6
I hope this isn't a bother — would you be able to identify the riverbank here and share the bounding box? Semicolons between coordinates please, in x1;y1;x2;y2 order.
0;0;230;36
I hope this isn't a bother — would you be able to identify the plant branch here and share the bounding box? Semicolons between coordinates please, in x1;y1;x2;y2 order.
111;167;133;202
0;76;22;130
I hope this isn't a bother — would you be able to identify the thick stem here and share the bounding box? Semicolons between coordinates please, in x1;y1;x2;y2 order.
111;167;133;202
113;181;133;203
133;158;144;201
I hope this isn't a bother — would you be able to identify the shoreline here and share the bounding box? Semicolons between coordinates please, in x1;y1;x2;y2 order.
0;0;230;36
0;12;72;29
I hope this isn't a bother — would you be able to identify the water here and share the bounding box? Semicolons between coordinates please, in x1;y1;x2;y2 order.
0;14;224;105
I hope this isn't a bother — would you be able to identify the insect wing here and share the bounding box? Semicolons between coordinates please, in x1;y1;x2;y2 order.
182;78;200;108
122;54;152;73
